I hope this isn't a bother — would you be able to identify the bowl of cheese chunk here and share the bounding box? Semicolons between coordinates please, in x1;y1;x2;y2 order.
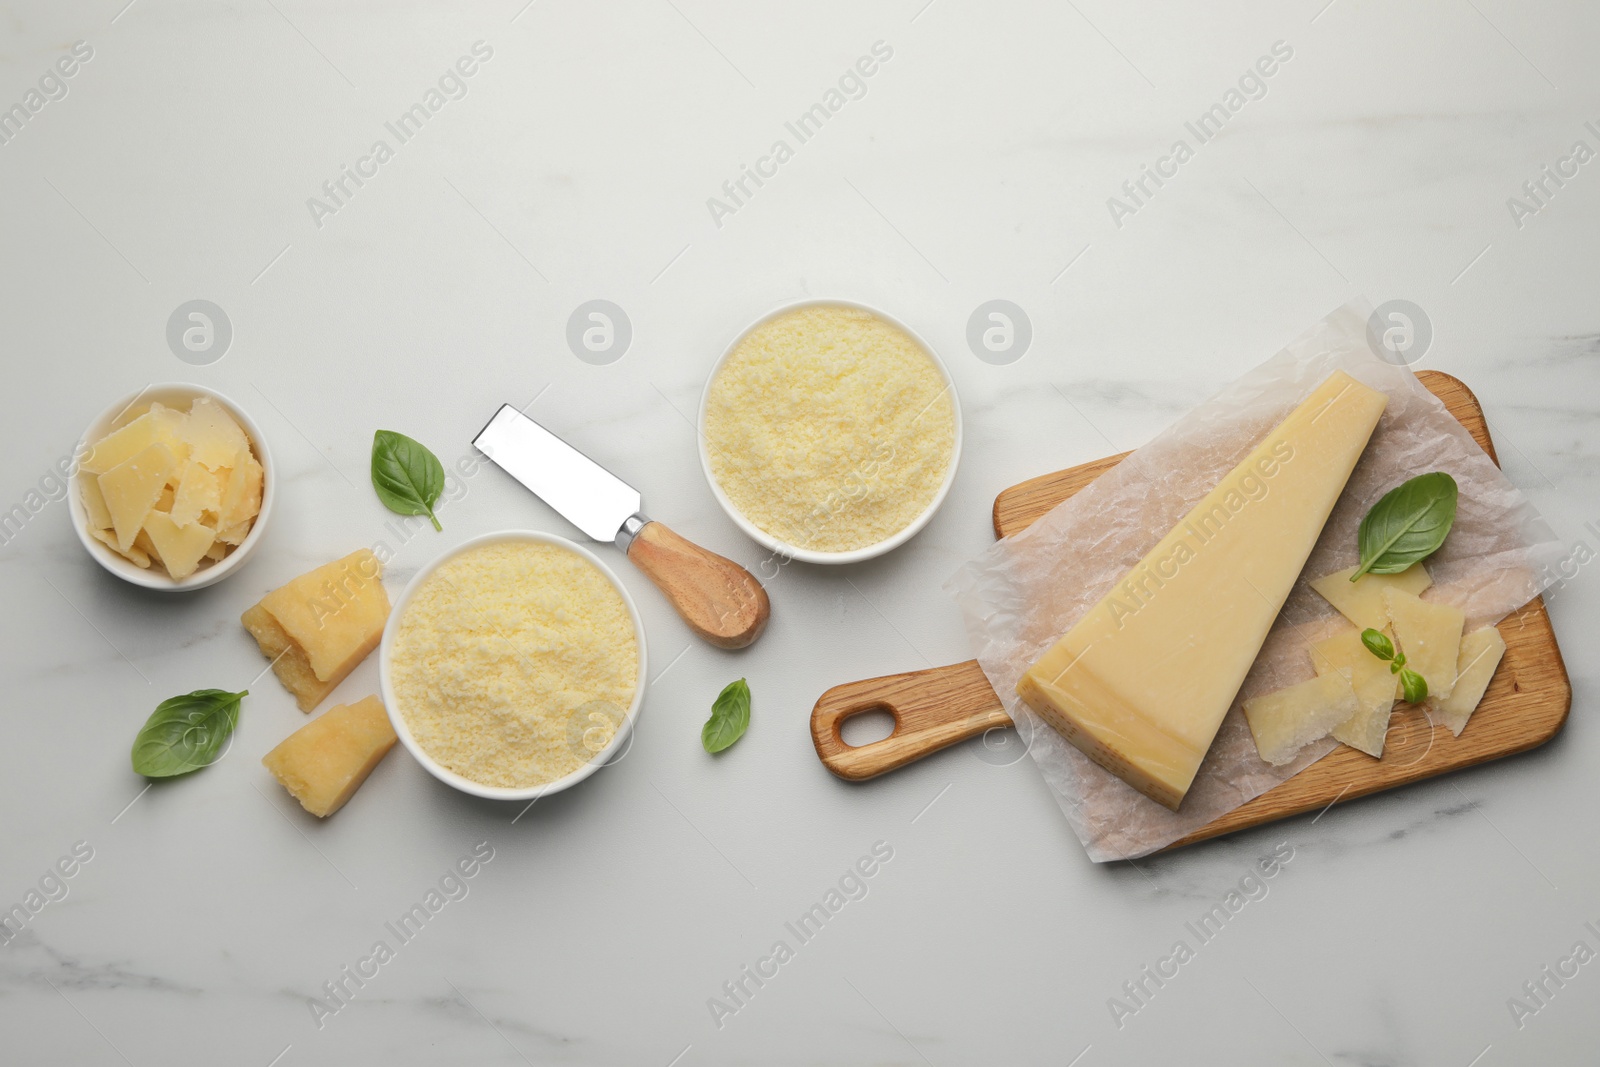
70;383;271;590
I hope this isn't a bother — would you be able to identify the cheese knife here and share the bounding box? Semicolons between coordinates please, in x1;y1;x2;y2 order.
472;404;770;649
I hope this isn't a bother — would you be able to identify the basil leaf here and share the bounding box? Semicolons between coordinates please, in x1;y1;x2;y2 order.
131;689;246;778
1350;472;1458;581
371;430;445;531
702;678;751;754
1398;667;1429;704
1391;650;1407;672
1360;628;1395;661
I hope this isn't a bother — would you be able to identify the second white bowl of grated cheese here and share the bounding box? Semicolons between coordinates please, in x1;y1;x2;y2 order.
698;299;963;565
379;530;648;802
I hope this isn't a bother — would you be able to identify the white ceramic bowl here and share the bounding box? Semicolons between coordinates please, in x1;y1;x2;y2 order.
378;530;649;802
70;383;274;592
698;298;963;565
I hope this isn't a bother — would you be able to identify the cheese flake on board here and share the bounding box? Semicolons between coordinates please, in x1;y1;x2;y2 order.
1382;588;1465;700
1244;669;1360;767
1015;370;1388;809
1429;626;1507;736
1309;563;1431;630
1310;627;1399;757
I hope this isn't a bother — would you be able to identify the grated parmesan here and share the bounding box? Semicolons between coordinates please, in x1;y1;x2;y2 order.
389;541;639;789
704;304;956;553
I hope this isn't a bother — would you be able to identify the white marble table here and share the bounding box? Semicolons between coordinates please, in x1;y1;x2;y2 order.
2;2;1596;1063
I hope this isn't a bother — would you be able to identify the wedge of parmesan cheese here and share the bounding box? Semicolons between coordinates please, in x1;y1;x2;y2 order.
1244;670;1360;767
1015;371;1388;808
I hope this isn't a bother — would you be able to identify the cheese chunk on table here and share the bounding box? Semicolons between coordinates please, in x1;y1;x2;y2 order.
262;695;397;817
1309;563;1431;630
1429;626;1506;736
1382;588;1464;700
1310;628;1400;757
1244;669;1360;766
1015;371;1388;809
244;549;389;712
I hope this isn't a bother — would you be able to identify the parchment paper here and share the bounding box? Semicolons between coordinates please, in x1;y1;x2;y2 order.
947;301;1565;862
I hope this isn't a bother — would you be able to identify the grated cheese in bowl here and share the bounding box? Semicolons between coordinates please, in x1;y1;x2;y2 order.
699;302;960;561
381;532;645;799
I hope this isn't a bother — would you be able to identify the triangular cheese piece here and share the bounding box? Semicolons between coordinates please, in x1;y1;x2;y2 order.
79;476;114;529
98;443;179;551
1244;669;1359;766
90;526;151;568
184;397;250;469
1310;563;1431;630
142;510;217;580
1382;588;1464;700
218;451;263;528
1311;628;1399;757
1429;627;1506;736
1016;371;1388;809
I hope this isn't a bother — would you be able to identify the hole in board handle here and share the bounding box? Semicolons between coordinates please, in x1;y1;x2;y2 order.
838;705;898;748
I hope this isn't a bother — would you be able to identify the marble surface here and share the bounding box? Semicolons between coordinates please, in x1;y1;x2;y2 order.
2;1;1597;1064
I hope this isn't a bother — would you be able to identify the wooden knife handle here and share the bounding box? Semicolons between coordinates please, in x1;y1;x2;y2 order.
626;521;770;649
810;660;1013;780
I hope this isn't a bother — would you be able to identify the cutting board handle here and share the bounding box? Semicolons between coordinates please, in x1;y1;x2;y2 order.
810;660;1012;780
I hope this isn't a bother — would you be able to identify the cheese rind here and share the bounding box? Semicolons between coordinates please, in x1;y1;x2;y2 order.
1311;628;1399;757
1244;670;1359;766
1430;626;1506;736
1382;588;1464;700
262;695;397;817
1310;563;1431;630
1016;371;1388;808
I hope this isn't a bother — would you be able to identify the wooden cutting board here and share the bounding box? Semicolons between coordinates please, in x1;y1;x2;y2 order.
810;371;1571;851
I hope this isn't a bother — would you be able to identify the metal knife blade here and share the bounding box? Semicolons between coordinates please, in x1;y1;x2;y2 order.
472;404;642;543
